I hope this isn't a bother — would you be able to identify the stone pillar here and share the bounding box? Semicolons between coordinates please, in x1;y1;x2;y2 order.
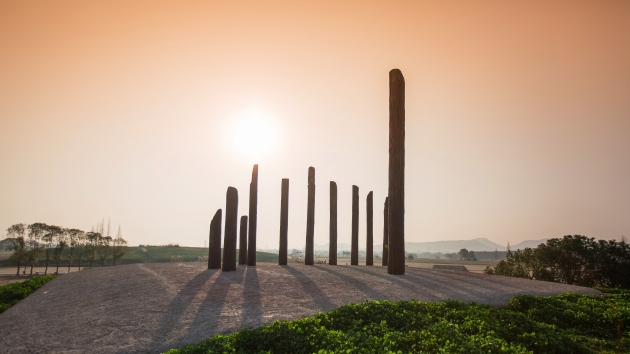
279;178;289;265
305;167;315;265
382;197;389;266
388;69;405;275
239;215;248;265
366;191;373;266
351;185;359;265
208;209;222;269
328;181;337;265
247;164;258;266
222;187;238;271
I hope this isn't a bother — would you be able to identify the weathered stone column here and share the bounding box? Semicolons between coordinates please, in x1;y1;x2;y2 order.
279;178;289;265
351;185;359;265
382;197;389;266
208;209;222;269
247;164;258;266
366;191;373;266
239;215;248;265
305;167;315;265
329;181;337;265
222;187;238;271
388;69;405;275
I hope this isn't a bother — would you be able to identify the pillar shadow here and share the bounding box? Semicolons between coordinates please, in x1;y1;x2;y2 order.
411;269;528;296
400;268;513;304
186;268;245;341
282;265;336;312
345;266;488;303
147;268;219;354
240;266;263;329
313;265;387;299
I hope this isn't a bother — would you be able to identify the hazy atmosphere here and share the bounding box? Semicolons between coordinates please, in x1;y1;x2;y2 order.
1;0;629;249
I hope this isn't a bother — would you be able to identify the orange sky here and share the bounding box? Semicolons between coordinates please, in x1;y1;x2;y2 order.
1;0;629;248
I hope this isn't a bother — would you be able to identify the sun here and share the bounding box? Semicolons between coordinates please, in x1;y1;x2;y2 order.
230;108;279;160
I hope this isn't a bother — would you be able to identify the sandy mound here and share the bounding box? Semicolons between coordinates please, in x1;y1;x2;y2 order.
0;263;600;353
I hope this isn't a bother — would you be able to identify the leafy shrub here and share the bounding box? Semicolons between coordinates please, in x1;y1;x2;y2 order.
485;235;630;289
166;291;630;354
0;275;56;313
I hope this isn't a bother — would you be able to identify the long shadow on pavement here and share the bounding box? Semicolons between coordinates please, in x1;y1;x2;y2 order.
313;265;388;299
185;269;246;342
148;268;219;353
240;266;263;329
282;265;336;312
345;266;488;304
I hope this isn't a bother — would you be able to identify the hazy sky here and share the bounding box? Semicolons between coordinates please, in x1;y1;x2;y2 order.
1;0;629;249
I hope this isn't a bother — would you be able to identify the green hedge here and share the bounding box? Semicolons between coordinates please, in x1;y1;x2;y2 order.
166;291;629;354
0;275;56;313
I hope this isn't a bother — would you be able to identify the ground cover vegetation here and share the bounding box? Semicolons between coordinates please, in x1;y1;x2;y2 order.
2;220;128;275
484;235;630;289
166;290;629;353
0;275;56;313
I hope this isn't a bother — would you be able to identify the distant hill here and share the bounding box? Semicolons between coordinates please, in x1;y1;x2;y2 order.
511;239;548;250
310;238;548;254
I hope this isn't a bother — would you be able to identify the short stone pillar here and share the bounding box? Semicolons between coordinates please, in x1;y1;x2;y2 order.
305;167;315;265
208;209;222;269
366;191;373;266
351;185;359;265
239;215;248;265
279;178;289;265
222;187;238;271
247;164;258;266
329;181;337;265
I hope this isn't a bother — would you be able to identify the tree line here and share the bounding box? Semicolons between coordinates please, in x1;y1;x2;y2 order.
4;220;128;276
484;235;630;289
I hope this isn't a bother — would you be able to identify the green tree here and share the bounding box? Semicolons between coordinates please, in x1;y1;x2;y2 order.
52;227;68;275
65;229;84;273
84;232;100;269
25;223;46;275
73;230;86;271
97;234;113;267
111;225;128;265
6;224;27;276
484;248;538;279
485;235;630;289
41;224;63;275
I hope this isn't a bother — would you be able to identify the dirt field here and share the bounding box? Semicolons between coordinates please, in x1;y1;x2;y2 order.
0;263;600;354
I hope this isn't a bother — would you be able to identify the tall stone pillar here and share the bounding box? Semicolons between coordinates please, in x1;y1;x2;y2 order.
239;216;248;265
351;185;359;265
279;178;289;265
222;187;238;271
366;191;373;266
388;69;405;275
382;197;389;266
305;167;315;265
247;164;258;266
208;209;222;269
328;181;337;265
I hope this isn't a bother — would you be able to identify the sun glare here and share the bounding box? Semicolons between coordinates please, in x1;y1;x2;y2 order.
230;108;279;160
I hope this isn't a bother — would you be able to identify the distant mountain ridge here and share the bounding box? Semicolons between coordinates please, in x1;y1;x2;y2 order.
308;238;548;254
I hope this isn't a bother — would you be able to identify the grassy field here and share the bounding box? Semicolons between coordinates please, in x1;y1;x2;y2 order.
0;246;278;266
145;246;278;263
